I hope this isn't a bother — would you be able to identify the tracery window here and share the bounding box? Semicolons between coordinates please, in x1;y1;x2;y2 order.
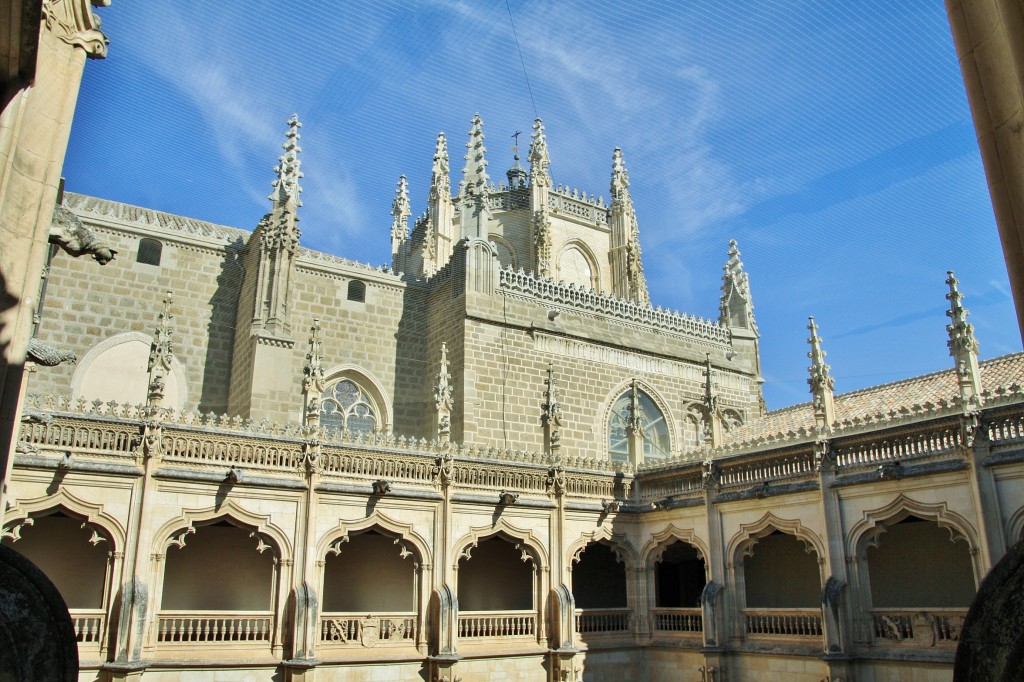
320;379;378;435
608;388;671;462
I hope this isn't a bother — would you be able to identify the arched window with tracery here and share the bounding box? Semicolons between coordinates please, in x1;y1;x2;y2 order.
608;387;671;462
320;377;381;435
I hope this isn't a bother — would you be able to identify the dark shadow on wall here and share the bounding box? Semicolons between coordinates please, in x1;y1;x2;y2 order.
198;238;244;414
392;280;431;439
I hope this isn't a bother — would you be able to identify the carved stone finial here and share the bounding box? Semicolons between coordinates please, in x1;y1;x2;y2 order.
147;292;174;407
701;354;724;447
528;117;551;185
434;342;453;441
542;363;563;455
945;271;983;411
807;316;836;432
432;132;450;195
460;113;490;199
391;176;411;243
609;148;649;306
269;114;303;206
719;240;756;331
302;319;325;427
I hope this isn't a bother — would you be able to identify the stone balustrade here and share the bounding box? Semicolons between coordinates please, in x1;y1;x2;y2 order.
575;608;632;634
458;610;537;638
651;607;703;633
155;611;273;643
743;609;822;638
71;609;106;644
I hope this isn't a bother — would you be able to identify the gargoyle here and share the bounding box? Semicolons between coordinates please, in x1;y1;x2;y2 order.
49;205;117;264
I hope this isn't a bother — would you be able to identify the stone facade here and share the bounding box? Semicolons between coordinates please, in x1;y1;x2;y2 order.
4;114;1024;682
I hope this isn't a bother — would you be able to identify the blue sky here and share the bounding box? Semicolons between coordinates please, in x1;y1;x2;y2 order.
63;1;1018;410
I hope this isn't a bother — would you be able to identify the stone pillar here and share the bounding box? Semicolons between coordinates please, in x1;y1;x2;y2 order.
0;0;109;516
945;0;1024;342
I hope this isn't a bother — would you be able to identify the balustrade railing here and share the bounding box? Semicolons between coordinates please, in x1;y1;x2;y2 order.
743;609;822;638
71;609;106;644
652;607;703;633
319;613;417;645
575;608;631;634
458;610;536;638
869;608;966;646
156;611;273;643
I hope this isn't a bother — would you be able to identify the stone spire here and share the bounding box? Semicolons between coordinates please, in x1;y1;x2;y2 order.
433;342;454;441
424;132;454;275
390;176;411;272
541;363;563;456
608;148;649;305
946;271;983;409
147;291;174;409
269;114;303;207
807;317;836;433
701;353;724;447
530;118;553;278
720;240;757;331
458;114;492;239
252;115;304;336
302;319;326;429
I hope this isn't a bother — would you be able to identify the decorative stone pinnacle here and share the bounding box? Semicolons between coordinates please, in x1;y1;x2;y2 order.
432;132;450;194
302;318;325;396
147;291;175;406
627;379;643;434
946;270;978;357
434;342;453;412
610;147;630;198
529;117;550;181
807;316;834;393
460;113;490;198
269;114;303;206
391;175;411;242
542;362;563;427
719;239;756;331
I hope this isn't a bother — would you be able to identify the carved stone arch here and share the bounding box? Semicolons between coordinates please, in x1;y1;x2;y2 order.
727;512;825;564
1007;505;1024;545
316;510;432;568
846;493;980;558
452;517;548;571
641;524;711;570
567;528;638;571
721;407;744;433
71;331;188;410
152;500;292;561
321;363;393;434
487;233;518;270
600;378;679;458
556;239;600;290
2;489;125;551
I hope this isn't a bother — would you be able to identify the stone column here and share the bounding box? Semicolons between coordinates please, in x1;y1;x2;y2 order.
945;0;1024;342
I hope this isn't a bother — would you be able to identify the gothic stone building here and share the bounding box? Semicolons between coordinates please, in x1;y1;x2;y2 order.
4;115;1023;682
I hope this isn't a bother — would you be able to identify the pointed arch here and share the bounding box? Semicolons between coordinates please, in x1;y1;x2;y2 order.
2;489;125;550
321;364;393;435
846;494;979;557
316;510;432;569
641;525;711;568
556;240;599;290
601;378;678;462
1007;504;1024;545
727;511;824;563
567;528;638;570
152;499;292;560
71;331;188;410
452;518;548;571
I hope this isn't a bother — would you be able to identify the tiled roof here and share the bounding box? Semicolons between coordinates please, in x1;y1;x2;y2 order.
724;353;1024;445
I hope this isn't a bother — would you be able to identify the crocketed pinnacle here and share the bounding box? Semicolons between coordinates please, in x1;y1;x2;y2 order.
431;132;450;195
946;270;978;357
806;317;834;393
391;176;411;242
610;147;630;201
529;117;550;184
269;114;303;206
460;113;490;197
303;318;325;397
719;240;756;331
